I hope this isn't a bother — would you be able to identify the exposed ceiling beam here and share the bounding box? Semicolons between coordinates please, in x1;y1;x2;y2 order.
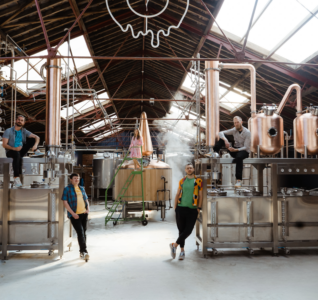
26;10;136;55
0;0;35;27
68;0;117;116
175;0;224;95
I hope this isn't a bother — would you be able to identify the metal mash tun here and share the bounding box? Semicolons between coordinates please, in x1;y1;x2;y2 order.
196;61;318;257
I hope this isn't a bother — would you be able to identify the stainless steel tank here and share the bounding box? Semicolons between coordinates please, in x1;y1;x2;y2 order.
93;155;115;189
249;105;284;155
294;105;318;155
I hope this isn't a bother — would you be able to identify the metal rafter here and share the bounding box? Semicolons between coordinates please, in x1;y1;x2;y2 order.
68;0;117;116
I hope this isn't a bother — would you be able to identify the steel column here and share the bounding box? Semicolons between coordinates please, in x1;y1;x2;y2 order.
1;163;10;260
271;163;278;254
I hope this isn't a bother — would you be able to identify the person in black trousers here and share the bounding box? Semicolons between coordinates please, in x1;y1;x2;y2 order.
170;163;202;260
2;115;41;187
62;173;90;261
213;116;251;188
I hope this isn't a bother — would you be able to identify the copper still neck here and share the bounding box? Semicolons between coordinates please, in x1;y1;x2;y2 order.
139;111;153;156
276;84;302;116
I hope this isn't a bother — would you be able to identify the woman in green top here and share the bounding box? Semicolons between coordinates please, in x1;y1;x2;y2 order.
169;163;202;260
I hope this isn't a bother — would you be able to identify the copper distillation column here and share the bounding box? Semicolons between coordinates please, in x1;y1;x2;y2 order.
205;61;220;152
44;58;62;179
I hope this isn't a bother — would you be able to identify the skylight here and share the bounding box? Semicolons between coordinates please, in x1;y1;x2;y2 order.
58;36;93;71
80;113;117;133
213;0;318;64
275;17;318;62
7;48;47;94
215;0;270;39
9;36;94;95
219;86;250;113
247;0;311;51
94;128;123;141
181;72;250;112
60;99;110;119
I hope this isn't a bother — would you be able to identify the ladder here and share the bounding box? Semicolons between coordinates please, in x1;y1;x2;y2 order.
105;146;147;226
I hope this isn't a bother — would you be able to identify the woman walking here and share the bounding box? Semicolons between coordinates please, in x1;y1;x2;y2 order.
129;129;143;170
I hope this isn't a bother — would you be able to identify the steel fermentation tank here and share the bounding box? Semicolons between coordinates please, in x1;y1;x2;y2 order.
93;154;116;189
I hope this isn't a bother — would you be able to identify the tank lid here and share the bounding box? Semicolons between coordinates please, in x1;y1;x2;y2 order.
261;104;277;116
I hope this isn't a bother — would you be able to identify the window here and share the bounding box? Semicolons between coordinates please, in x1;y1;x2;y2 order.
9;36;95;95
213;0;318;64
93;128;123;141
80;113;117;133
181;73;250;112
60;99;111;119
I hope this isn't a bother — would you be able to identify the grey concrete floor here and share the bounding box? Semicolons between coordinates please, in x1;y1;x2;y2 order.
1;204;318;300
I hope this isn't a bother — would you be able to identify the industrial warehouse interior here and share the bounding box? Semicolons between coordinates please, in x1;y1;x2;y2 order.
1;0;318;299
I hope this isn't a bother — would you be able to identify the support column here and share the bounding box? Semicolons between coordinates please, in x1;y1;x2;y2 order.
58;164;66;259
257;165;264;194
201;161;208;258
1;163;10;260
271;163;279;254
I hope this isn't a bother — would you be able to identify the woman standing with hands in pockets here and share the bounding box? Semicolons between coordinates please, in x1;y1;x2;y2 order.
129;129;143;170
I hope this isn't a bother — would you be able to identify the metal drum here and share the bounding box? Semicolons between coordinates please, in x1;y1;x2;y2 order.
294;105;318;155
249;104;284;155
93;156;115;189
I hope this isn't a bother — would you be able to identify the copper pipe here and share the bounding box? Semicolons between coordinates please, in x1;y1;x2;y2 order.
45;58;61;146
219;63;256;117
205;61;220;147
276;84;302;116
139;112;153;156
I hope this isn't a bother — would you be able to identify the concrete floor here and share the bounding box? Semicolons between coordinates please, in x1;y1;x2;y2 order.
1;204;318;300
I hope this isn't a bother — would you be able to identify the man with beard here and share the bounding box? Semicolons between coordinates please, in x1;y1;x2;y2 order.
212;116;251;188
170;163;202;261
2;115;41;187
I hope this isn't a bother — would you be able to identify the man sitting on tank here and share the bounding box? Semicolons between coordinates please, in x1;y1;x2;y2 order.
211;116;251;188
2;115;41;188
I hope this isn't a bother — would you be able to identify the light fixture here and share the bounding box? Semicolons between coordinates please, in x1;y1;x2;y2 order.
105;0;190;48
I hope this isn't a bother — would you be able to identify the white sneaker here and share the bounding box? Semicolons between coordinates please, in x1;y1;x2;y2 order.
83;252;89;262
34;149;42;156
14;177;22;188
205;152;219;158
235;181;242;188
179;251;185;260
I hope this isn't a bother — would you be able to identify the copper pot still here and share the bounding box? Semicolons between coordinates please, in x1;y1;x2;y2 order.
249;104;284;155
139;112;153;156
294;105;318;155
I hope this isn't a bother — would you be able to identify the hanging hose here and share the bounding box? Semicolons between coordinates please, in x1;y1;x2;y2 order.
40;62;47;80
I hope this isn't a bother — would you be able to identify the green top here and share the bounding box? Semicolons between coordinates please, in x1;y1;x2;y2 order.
178;177;196;209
